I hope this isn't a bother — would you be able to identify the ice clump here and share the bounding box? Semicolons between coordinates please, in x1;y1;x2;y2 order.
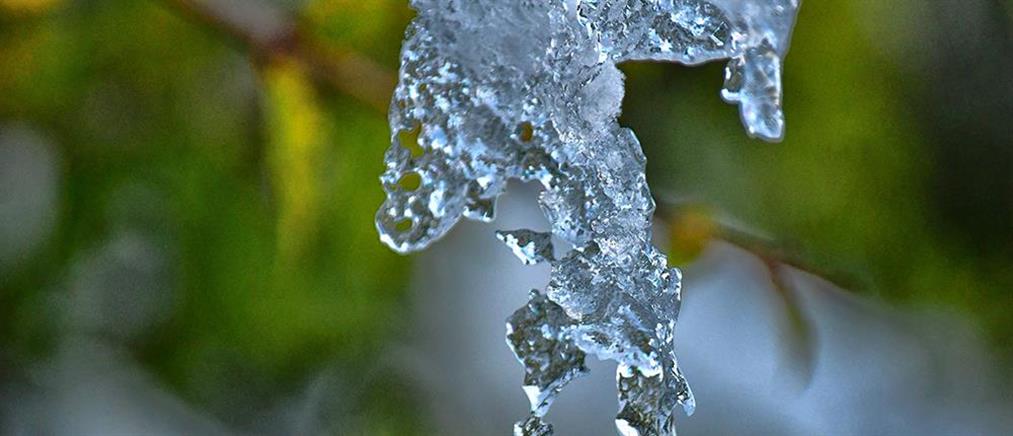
376;1;800;434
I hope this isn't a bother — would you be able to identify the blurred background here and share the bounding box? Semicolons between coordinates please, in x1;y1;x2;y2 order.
1;0;1012;435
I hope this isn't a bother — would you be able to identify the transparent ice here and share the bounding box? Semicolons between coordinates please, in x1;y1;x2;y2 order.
376;1;800;434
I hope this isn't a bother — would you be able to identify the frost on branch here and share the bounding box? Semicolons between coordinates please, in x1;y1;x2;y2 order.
376;0;800;434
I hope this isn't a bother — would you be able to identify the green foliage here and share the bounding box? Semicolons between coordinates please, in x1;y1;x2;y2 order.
1;0;1010;432
1;0;425;431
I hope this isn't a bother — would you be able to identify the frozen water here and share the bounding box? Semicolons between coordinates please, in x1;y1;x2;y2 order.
506;290;588;416
514;414;554;436
496;230;555;265
376;0;800;434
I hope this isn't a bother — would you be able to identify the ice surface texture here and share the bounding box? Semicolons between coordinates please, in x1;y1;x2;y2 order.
376;1;800;434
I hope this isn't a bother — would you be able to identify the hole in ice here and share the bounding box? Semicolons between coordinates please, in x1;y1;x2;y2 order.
517;121;535;143
394;218;413;233
398;123;424;158
397;172;422;191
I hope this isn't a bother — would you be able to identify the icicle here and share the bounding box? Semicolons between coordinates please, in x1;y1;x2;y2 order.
377;1;801;434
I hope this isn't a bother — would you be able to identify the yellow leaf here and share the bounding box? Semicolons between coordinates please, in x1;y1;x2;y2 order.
261;58;328;269
667;206;717;266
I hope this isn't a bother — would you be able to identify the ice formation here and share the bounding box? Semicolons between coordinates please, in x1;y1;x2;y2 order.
376;1;800;434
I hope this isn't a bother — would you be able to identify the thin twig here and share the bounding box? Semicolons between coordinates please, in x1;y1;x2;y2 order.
719;225;864;291
657;200;865;292
164;0;395;113
763;258;818;389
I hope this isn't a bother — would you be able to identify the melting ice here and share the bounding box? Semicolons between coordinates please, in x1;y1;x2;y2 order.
376;1;800;434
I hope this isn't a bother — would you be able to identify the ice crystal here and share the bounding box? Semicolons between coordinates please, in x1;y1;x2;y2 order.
376;1;800;434
496;230;555;265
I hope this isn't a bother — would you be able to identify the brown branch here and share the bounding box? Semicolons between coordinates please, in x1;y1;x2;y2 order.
719;224;864;292
164;0;395;114
657;200;865;292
